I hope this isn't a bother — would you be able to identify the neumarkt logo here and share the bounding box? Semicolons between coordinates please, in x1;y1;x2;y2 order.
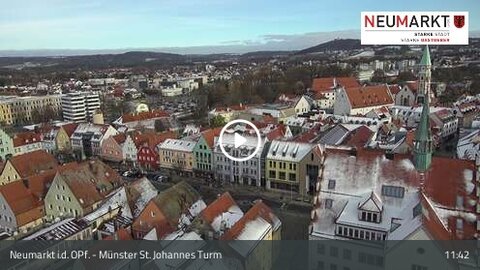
360;11;469;45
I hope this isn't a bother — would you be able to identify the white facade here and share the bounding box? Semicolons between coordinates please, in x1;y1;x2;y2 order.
62;92;101;123
213;134;264;186
394;85;416;106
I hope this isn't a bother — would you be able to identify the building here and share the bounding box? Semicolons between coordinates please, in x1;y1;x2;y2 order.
334;85;395;116
0;128;14;160
70;123;118;159
265;140;324;198
44;160;122;220
277;94;314;115
457;129;480;160
0;150;58;185
310;77;360;110
430;109;459;142
190;192;243;239
0;181;44;235
12;131;43;156
213;133;264;186
0;95;62;125
41;123;77;154
158;138;196;173
100;134;126;163
131;181;206;239
248;104;296;124
62;91;101;123
395;81;418;106
208;104;248;123
135;131;177;170
221;200;282;270
192;128;222;177
113;109;171;130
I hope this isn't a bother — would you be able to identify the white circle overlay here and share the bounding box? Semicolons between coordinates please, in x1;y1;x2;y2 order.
218;119;262;162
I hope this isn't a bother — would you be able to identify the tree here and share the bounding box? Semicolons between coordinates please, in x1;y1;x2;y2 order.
371;69;386;83
396;71;417;83
210;115;226;128
154;119;167;132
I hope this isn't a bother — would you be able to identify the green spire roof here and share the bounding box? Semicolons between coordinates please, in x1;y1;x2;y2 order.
420;45;431;66
413;94;433;172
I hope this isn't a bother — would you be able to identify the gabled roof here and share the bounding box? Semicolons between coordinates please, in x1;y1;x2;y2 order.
133;131;178;149
8;150;58;178
358;191;383;212
343;126;374;147
345;85;394;109
200;127;222;149
312;77;360;93
112;133;127;144
13;131;42;147
221;200;280;240
60;123;79;137
0;181;43;226
199;192;237;223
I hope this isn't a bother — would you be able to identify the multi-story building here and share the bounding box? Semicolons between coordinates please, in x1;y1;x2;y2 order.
135;131;177;171
158;138;196;173
44;160;122;221
0;181;44;235
0;95;62;125
213;133;264;186
310;77;360;110
192;128;221;177
12;131;43;156
265;140;324;198
334;85;395;116
0;150;58;185
70;123;118;159
62;91;101;123
0;128;14;160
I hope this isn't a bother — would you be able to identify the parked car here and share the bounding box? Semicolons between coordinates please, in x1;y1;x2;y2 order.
155;175;169;182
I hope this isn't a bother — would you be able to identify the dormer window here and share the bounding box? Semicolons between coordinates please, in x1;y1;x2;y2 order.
358;191;383;223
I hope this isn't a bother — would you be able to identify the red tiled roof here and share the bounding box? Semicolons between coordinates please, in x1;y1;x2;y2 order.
112;133;127;144
266;125;286;141
60;123;79;137
345;85;394;109
104;228;133;240
9;150;58;178
343;126;373;147
214;104;247;112
388;84;401;95
13;131;42;147
0;181;43;226
199;192;237;224
221;201;278;240
122;110;169;123
201;127;222;148
132;131;178;148
312;77;360;93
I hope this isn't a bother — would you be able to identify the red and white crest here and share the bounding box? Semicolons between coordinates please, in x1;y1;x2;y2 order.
454;15;465;28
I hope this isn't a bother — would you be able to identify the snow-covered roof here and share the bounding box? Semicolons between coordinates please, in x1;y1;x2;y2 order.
266;140;315;162
158;138;196;152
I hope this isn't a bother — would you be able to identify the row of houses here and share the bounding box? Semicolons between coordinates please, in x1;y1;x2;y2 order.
1;168;281;270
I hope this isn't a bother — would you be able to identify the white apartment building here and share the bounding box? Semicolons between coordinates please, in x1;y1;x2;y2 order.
62;92;101;123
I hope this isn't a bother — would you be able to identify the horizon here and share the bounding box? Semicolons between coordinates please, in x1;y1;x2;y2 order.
1;0;480;56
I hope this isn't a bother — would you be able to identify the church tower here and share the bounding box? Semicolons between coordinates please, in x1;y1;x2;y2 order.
416;45;432;105
413;46;433;173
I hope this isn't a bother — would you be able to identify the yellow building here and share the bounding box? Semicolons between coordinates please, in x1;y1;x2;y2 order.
157;138;196;173
0;150;58;185
266;140;324;198
0;95;62;125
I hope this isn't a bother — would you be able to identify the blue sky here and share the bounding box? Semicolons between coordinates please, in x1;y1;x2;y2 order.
0;0;479;51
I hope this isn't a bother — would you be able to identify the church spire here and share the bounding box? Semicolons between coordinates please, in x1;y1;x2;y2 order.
413;46;433;173
416;45;432;105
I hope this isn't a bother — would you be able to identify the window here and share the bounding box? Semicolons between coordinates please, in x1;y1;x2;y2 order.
325;199;333;209
289;173;296;181
381;185;405;198
328;180;336;190
411;265;428;270
413;203;421;218
343;249;351;260
279;172;286;180
330;246;338;257
151;211;155;217
317;244;325;254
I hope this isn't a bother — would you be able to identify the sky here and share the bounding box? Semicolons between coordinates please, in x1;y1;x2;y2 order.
0;0;479;54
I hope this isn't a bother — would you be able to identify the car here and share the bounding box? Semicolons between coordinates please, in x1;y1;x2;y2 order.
155;175;169;182
122;170;133;177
